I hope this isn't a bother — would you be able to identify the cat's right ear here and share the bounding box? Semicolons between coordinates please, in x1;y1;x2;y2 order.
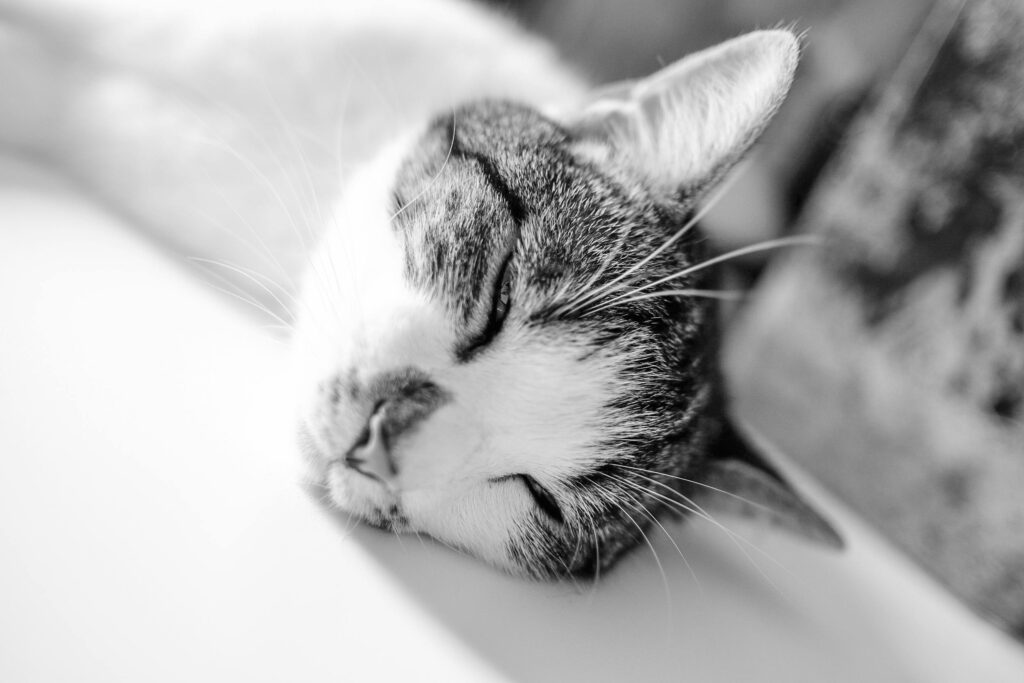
695;419;844;550
565;30;800;198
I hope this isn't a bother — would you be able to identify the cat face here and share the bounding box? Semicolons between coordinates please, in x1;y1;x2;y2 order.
294;101;718;575
293;31;841;577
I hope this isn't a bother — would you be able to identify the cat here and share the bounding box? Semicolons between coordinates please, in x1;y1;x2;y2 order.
0;0;841;578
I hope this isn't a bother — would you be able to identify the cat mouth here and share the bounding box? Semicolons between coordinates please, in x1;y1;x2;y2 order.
320;452;410;524
304;473;411;536
365;503;410;532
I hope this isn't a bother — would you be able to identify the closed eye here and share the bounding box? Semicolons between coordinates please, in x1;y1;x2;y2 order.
457;253;514;361
521;475;564;524
491;474;564;524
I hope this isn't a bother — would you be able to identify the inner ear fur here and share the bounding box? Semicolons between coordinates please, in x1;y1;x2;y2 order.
568;30;800;198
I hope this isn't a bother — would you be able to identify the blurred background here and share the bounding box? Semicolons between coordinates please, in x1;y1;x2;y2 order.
493;0;930;83
489;0;935;250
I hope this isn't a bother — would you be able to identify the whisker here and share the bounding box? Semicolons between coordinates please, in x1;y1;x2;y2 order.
184;112;345;330
617;477;780;593
313;480;363;539
390;112;458;223
188;201;300;295
167;93;307;293
553;545;584;591
617;485;702;592
567;520;586;576
199;269;295;329
255;75;352;329
619;500;673;613
556;166;746;316
610;473;724;535
609;469;791;580
390;525;408;551
427;533;472;560
592;235;820;313
596;288;745;310
615;463;773;516
561;215;639;311
188;257;296;324
190;126;313;251
588;526;602;601
584;476;672;610
178;97;347;325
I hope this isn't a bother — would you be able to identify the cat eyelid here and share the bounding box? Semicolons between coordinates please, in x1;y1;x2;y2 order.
456;251;515;361
490;473;565;525
492;256;514;322
520;474;564;524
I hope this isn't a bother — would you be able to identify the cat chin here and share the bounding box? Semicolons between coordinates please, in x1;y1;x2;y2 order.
324;463;400;521
323;464;533;571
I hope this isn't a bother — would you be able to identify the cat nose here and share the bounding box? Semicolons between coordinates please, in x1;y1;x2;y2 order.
344;402;395;482
338;369;450;483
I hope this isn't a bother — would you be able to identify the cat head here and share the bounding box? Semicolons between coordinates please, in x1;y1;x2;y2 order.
293;31;841;577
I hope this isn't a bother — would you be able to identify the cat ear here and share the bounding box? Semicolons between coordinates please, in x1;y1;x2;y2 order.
568;30;800;197
693;419;844;549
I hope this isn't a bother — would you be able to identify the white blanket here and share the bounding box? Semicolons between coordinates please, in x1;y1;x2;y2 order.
2;157;1021;682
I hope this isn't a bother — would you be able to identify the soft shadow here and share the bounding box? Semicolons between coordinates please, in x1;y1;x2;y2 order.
312;498;862;683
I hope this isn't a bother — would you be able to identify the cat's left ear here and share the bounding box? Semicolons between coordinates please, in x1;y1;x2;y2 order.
693;419;844;549
566;30;800;197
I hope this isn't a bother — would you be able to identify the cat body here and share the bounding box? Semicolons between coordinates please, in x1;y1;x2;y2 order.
1;0;840;577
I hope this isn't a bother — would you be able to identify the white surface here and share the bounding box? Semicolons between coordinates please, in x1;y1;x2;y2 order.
2;161;1023;682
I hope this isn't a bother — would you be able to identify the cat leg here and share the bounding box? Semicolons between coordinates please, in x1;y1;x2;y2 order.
0;10;313;321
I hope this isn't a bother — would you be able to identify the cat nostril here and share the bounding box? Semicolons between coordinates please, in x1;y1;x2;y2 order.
344;411;396;482
349;424;371;451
